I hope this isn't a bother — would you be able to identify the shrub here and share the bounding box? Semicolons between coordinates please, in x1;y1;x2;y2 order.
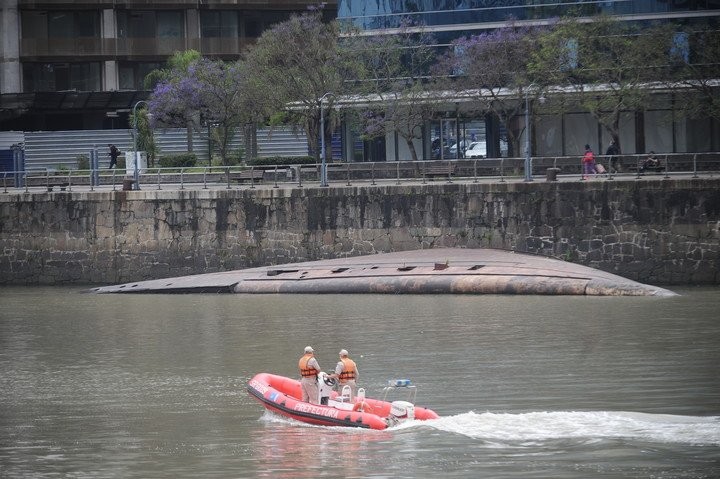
76;154;89;170
247;156;316;166
159;153;197;168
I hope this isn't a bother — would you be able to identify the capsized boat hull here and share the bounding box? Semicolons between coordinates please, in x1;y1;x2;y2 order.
247;373;439;430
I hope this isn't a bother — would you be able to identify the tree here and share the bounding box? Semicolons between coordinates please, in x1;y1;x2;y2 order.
354;19;439;162
667;23;720;122
144;50;202;152
243;10;362;163
531;16;673;152
150;58;258;166
130;106;158;167
436;24;542;157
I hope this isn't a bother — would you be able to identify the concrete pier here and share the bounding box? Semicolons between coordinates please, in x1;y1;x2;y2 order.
90;248;676;296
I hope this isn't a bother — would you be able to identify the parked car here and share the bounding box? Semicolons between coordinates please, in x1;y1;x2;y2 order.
448;140;471;156
465;141;487;158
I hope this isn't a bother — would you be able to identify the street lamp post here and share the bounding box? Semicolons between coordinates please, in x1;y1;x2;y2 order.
319;93;334;187
524;87;533;182
132;100;148;191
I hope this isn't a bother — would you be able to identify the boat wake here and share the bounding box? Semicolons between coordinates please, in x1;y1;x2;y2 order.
400;410;720;446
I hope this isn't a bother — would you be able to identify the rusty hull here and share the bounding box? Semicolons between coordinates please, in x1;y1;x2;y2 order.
90;248;676;296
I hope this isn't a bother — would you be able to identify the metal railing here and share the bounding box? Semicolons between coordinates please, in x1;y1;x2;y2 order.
2;153;718;194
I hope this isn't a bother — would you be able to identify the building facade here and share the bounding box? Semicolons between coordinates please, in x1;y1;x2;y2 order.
0;0;336;131
337;0;720;161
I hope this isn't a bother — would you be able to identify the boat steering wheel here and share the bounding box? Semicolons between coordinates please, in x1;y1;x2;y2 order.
323;376;336;386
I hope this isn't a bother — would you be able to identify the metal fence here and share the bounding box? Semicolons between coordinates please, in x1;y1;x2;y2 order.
0;127;309;172
2;152;718;194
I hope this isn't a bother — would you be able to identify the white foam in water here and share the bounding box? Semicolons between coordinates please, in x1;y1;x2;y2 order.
258;409;720;444
416;411;720;446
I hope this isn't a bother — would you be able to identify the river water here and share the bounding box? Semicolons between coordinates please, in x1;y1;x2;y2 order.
1;286;718;478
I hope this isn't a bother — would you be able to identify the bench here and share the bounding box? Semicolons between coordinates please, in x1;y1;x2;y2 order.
628;163;665;175
639;165;665;174
422;164;456;179
47;182;69;192
232;170;264;184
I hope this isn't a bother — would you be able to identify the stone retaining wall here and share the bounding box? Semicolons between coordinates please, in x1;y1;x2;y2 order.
1;178;718;285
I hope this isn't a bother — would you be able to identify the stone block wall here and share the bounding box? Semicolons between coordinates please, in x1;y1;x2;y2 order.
0;178;718;285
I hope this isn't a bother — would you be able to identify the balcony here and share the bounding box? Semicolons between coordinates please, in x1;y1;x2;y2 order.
115;37;188;56
197;37;257;56
21;38;113;58
21;36;193;59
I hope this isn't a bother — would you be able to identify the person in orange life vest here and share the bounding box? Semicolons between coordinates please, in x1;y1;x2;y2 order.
299;346;321;404
582;144;596;179
330;349;359;400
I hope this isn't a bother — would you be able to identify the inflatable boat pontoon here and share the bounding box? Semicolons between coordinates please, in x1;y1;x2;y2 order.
247;372;439;430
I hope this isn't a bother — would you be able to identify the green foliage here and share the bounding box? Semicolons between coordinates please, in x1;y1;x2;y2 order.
531;15;674;150
243;11;364;163
227;146;245;166
268;111;292;126
76;154;89;170
144;50;201;90
247;156;315;166
159;153;198;168
353;20;439;162
130;106;159;167
667;23;720;121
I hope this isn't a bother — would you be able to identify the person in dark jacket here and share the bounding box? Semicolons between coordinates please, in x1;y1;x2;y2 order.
108;144;120;169
605;139;620;173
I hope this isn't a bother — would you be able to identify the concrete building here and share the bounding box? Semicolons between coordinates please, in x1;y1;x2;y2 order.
337;1;720;161
0;0;336;131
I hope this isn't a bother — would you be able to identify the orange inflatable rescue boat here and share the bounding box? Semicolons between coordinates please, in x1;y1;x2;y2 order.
247;372;439;430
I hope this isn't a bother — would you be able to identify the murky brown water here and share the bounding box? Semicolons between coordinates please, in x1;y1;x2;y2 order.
1;286;718;478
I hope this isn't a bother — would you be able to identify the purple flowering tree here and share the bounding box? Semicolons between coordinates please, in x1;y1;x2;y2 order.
150;57;258;165
354;19;439;162
145;50;202;152
436;24;542;158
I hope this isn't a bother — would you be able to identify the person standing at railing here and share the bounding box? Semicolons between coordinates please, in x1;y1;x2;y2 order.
606;139;620;173
108;144;120;169
582;144;596;180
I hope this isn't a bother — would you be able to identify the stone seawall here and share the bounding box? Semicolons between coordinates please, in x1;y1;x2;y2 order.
1;178;718;285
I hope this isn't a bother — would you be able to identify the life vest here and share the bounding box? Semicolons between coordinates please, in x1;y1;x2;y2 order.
338;357;357;381
299;354;319;378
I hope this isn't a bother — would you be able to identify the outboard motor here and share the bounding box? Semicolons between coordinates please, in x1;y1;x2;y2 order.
317;372;335;405
386;400;415;426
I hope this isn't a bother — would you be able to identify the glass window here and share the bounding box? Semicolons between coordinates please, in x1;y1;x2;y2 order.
48;12;73;38
536;115;563;157
76;11;100;37
645;110;674;153
23;62;101;92
71;63;101;91
157;11;183;38
117;10;183;38
242;10;294;39
21;11;48;38
118;62;161;90
118;11;154;38
201;11;239;38
564;112;598;156
32;11;100;38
